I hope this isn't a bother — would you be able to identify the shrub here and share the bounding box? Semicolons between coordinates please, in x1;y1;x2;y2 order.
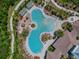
48;45;55;52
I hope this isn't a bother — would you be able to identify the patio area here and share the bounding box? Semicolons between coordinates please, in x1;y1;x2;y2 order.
46;20;79;59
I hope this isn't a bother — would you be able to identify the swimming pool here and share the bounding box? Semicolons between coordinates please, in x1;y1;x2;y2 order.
28;8;56;53
72;45;79;59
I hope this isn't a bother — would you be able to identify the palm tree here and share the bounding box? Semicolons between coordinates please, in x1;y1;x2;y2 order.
48;45;55;52
62;22;73;32
21;29;29;39
54;29;64;39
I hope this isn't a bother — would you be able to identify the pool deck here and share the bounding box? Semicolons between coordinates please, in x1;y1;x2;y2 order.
25;6;63;59
23;6;79;59
46;31;73;59
10;0;79;59
46;20;79;59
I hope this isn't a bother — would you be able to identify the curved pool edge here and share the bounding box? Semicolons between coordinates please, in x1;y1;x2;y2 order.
25;6;44;56
25;6;63;58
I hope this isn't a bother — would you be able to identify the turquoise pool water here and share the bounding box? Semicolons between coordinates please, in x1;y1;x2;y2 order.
28;8;56;53
72;45;79;59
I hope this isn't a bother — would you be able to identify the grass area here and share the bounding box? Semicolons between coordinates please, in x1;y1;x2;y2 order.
33;0;45;6
58;0;79;6
12;11;29;59
17;0;30;13
62;22;73;32
12;11;24;59
0;0;30;58
12;0;30;58
21;29;29;39
0;0;19;59
44;2;70;20
58;0;70;4
57;0;79;12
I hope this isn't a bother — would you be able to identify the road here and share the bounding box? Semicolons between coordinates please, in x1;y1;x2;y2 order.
9;0;25;59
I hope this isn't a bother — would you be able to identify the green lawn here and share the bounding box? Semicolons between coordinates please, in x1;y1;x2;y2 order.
58;0;70;4
0;0;19;59
44;2;70;20
12;0;30;59
57;0;79;12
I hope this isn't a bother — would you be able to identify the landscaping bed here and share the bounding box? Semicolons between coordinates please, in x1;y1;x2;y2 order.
55;0;79;12
44;2;70;20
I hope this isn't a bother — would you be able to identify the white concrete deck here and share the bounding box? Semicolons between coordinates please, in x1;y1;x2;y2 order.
25;5;79;59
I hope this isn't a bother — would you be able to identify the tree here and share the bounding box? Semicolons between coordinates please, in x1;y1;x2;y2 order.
48;45;55;52
21;29;29;39
76;35;79;40
60;55;67;59
62;22;73;32
54;29;64;39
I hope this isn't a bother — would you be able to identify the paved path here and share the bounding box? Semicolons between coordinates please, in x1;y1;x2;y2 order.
51;0;79;23
24;2;79;59
10;11;14;59
9;0;25;59
25;6;62;59
51;0;79;15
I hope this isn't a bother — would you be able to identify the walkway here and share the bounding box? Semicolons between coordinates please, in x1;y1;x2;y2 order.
10;0;79;59
50;0;79;24
51;0;79;15
9;0;25;59
25;2;79;59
